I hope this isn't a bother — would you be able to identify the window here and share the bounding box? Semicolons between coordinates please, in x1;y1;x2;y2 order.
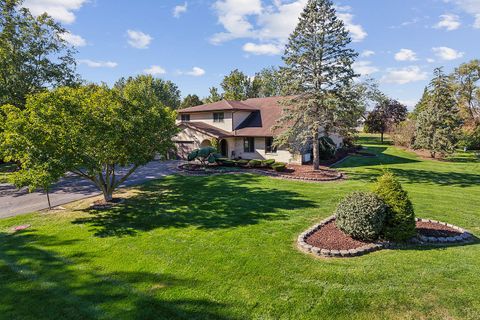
265;137;277;154
181;114;190;122
213;112;224;123
244;137;255;153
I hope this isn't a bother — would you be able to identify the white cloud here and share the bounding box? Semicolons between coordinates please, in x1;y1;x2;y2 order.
427;58;435;63
381;66;428;84
60;31;86;47
353;61;379;75
432;46;464;60
475;14;480;28
435;14;461;30
23;0;87;24
395;49;418;61
360;50;375;57
185;67;206;77
173;2;188;18
445;0;480;27
210;0;366;52
337;12;367;42
127;30;153;49
79;59;118;68
243;42;282;55
144;65;167;75
399;100;417;108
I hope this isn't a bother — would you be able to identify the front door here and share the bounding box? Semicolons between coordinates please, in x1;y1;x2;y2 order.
220;139;228;157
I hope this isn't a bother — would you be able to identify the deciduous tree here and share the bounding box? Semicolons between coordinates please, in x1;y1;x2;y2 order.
0;0;78;108
180;94;203;109
1;78;178;202
364;99;408;143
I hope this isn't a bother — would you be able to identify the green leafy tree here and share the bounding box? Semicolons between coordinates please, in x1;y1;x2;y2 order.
221;69;254;100
180;94;203;109
204;87;223;103
1;79;178;202
452;59;480;124
254;66;285;97
114;75;181;109
414;68;461;158
275;0;359;169
0;0;78;108
364;99;408;143
373;172;416;242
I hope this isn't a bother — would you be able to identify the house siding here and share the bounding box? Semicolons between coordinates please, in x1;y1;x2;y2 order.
178;112;233;131
232;137;301;164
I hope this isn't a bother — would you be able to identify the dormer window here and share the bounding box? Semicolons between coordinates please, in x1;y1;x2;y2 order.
213;112;224;123
181;114;190;122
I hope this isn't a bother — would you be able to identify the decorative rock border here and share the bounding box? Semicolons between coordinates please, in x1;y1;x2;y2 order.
177;163;343;182
415;218;473;244
297;216;474;258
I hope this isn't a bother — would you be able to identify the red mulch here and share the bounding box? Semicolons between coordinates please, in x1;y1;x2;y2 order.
282;165;341;179
416;221;462;238
305;221;369;250
305;219;463;251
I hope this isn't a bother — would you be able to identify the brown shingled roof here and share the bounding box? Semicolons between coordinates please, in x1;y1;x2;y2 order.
178;100;259;113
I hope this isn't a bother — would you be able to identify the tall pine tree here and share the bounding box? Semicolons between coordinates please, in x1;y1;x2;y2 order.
414;68;461;158
275;0;359;169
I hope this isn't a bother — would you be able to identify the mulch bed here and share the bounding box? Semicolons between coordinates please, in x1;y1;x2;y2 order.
305;219;464;251
280;165;342;180
416;221;462;238
91;198;125;210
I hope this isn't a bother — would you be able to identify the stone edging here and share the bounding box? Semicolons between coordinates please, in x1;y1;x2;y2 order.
297;216;474;258
177;164;343;182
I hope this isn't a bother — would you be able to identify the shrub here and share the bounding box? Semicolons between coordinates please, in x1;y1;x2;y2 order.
391;120;416;148
187;147;218;165
248;159;262;168
373;172;416;241
236;159;249;167
261;159;276;168
271;162;287;172
335;192;387;241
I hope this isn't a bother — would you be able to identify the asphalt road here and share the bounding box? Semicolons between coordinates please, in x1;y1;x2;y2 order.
0;160;180;219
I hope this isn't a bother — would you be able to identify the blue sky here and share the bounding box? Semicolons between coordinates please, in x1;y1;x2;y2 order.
22;0;480;108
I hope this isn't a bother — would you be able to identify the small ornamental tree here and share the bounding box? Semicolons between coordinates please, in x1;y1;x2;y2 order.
373;172;416;241
364;99;408;143
414;68;462;158
1;80;178;202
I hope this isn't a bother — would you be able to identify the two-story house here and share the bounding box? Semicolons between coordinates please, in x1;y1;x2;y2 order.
174;96;343;164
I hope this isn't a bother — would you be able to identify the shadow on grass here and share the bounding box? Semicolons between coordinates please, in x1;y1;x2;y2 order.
334;146;420;169
73;174;315;237
347;167;480;187
0;230;235;319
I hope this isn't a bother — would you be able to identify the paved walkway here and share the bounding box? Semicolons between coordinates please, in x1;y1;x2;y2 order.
0;161;180;218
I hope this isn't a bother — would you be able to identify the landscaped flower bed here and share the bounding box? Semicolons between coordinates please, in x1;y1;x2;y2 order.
298;216;474;258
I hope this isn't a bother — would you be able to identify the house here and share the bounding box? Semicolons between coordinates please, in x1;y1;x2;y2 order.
174;96;343;164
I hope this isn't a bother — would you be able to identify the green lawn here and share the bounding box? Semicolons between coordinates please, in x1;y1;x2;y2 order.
0;137;479;319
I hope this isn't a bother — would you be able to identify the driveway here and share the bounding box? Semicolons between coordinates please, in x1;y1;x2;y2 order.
0;160;180;218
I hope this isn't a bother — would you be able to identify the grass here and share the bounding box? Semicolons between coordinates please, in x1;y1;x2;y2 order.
0;136;479;319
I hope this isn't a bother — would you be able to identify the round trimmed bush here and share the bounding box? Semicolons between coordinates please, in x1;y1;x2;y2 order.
335;192;387;241
271;162;287;172
248;159;262;168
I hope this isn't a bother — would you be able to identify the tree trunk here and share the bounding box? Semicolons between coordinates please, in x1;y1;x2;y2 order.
380;132;384;144
103;189;113;202
430;151;436;158
313;132;320;170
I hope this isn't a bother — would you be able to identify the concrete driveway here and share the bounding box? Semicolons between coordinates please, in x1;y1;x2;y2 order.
0;160;180;218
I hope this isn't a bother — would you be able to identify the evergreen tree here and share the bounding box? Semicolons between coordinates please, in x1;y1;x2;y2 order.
254;66;285;97
414;68;461;158
411;87;430;120
275;0;359;169
180;94;203;109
